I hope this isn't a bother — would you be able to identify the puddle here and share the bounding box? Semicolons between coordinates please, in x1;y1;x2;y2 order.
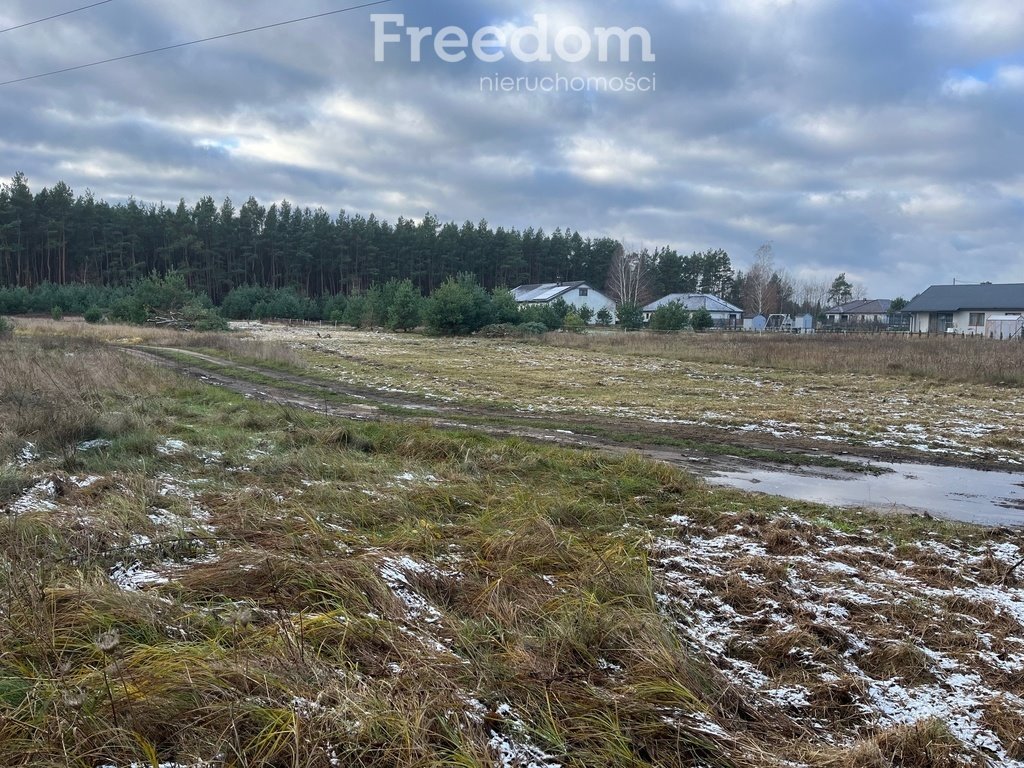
706;460;1024;527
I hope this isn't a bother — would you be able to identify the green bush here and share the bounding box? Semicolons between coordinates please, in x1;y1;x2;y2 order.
563;311;586;333
691;307;714;332
649;301;689;331
596;307;613;326
50;305;63;321
0;316;12;338
617;302;644;330
386;279;423;331
518;304;562;331
490;287;520;324
181;303;229;332
423;273;493;336
83;307;104;324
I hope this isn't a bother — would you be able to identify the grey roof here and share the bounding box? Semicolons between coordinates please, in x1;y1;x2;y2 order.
903;284;1024;313
643;293;742;314
826;299;892;315
512;282;592;303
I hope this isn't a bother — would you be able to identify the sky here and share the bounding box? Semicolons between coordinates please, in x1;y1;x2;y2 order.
1;0;1023;298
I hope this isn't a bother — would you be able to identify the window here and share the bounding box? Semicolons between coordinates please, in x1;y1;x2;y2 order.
579;288;588;297
969;312;985;327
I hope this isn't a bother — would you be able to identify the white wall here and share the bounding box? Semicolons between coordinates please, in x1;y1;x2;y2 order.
912;310;1024;334
561;286;617;324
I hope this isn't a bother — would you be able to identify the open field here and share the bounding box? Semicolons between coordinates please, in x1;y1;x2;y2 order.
548;330;1024;387
161;322;1024;469
1;332;1023;767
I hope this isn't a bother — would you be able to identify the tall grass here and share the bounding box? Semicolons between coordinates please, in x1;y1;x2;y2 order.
0;336;166;464
13;317;301;367
545;331;1024;385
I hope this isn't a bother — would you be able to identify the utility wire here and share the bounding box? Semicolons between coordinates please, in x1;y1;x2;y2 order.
0;0;115;34
0;0;395;86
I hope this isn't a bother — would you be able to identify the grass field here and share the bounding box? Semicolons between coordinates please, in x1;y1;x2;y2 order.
179;323;1024;468
1;327;1023;766
548;330;1024;387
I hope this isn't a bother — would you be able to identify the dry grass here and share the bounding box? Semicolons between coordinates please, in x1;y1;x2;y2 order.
547;330;1024;386
217;325;1024;467
0;336;781;767
819;719;964;767
0;336;164;465
13;317;301;367
3;332;1022;767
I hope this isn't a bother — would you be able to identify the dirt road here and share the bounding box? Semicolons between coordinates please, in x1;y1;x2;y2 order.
126;346;1024;526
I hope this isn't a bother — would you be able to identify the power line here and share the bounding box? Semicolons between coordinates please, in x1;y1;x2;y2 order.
0;0;116;34
0;0;395;87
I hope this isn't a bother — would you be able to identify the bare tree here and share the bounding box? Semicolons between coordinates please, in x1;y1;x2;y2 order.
798;277;832;314
741;243;775;316
605;243;654;306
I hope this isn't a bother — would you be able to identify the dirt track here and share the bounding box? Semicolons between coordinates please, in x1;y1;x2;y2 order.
123;346;961;471
124;346;1024;526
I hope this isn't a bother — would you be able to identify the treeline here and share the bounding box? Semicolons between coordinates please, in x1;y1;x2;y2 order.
0;174;748;307
0;173;626;300
0;270;625;339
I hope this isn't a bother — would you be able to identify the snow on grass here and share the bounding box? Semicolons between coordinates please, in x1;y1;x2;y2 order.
5;477;59;514
652;516;1024;763
488;703;563;768
109;561;170;590
157;438;189;456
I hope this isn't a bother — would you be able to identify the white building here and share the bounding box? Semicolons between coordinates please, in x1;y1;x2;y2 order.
511;282;616;323
642;293;742;328
902;284;1024;336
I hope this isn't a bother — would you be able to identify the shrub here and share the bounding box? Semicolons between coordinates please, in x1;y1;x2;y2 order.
180;302;229;332
423;273;493;336
490;287;520;325
83;307;104;324
519;304;562;331
596;307;613;326
617;302;644;330
649;301;689;331
691;307;714;332
342;294;369;327
0;317;12;339
563;311;586;333
50;306;64;322
385;279;423;331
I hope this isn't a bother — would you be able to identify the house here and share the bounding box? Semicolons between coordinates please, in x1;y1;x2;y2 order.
511;282;616;323
825;299;892;326
642;293;742;328
902;283;1024;335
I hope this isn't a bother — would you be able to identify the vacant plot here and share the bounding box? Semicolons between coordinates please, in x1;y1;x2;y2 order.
1;333;1022;767
549;330;1024;387
224;324;1024;468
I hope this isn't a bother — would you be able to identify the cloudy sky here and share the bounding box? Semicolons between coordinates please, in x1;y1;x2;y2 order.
1;0;1022;296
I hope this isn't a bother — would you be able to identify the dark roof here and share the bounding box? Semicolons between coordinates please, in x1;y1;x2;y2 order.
826;299;892;314
903;284;1024;313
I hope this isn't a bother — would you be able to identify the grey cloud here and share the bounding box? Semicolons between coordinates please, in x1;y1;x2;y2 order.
0;0;1021;296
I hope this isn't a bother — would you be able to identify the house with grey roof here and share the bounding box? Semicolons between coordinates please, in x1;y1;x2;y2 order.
824;299;892;326
642;293;742;328
902;283;1024;335
511;282;616;324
